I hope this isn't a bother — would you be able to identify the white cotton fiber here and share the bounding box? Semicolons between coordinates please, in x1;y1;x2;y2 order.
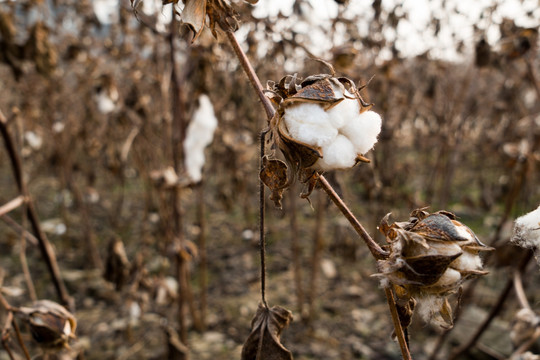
340;110;382;154
512;204;540;265
416;295;443;323
184;94;218;182
284;103;337;147
326;90;360;129
315;134;356;171
450;250;483;272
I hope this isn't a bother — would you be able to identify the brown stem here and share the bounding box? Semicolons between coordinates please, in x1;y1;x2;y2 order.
448;250;533;360
317;175;388;260
12;318;30;360
385;287;412;360
259;130;269;309
0;109;72;309
307;191;325;322
20;203;37;301
197;181;208;329
169;13;189;347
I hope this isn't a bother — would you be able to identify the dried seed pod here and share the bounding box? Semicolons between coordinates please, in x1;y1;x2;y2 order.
375;209;492;329
263;64;382;204
17;300;76;349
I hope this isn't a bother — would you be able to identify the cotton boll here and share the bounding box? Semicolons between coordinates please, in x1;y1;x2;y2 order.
340;111;382;154
315;134;356;171
184;94;218;183
283;103;337;147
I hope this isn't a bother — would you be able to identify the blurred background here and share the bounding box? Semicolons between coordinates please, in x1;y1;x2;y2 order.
0;0;539;359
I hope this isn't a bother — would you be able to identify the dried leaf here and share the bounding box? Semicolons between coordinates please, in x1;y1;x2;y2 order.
241;304;293;360
260;156;288;208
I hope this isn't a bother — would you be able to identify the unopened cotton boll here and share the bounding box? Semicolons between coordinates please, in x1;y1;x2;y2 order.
340;110;382;154
315;134;356;171
184;94;218;183
283;103;337;148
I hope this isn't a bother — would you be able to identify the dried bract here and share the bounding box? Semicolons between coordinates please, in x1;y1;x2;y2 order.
375;209;492;329
17;300;76;349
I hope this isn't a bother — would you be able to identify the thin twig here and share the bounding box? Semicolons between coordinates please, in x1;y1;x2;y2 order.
12;318;31;360
0;214;38;246
20;202;37;301
259;130;269;309
0;196;25;217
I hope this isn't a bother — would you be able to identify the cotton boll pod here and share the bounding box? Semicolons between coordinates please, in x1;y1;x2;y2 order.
375;209;491;329
17;300;76;349
266;66;381;183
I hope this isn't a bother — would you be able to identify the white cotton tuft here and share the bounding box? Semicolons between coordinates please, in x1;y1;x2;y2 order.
340;110;382;154
283;103;337;147
432;268;461;288
184;94;218;183
416;295;444;324
326;90;360;129
450;250;483;272
315;134;356;171
512;204;540;265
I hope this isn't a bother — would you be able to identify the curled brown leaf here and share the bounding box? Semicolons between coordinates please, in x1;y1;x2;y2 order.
241;304;293;360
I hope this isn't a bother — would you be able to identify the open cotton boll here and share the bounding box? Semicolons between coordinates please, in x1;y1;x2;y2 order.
340;111;382;154
315;134;356;171
184;94;218;183
283;103;337;147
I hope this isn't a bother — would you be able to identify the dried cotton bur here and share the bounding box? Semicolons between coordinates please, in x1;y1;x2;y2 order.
375;209;492;330
16;300;76;349
261;63;382;206
512;204;540;266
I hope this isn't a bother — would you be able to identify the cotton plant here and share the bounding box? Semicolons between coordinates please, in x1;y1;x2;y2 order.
183;94;218;183
512;204;540;266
